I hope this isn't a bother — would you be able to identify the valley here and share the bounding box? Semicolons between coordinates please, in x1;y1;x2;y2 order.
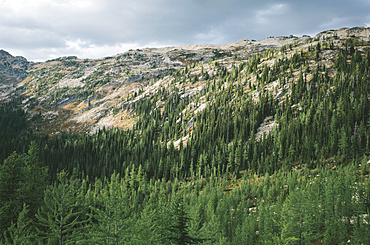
0;27;369;244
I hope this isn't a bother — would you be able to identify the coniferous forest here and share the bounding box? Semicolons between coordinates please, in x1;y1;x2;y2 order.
0;30;369;244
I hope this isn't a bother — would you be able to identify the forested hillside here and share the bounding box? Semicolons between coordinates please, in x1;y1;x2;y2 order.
0;27;369;244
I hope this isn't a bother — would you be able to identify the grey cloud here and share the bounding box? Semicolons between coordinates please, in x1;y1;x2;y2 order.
1;0;369;61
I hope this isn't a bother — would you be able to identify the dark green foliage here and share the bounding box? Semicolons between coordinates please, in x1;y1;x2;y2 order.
0;33;369;243
35;171;86;244
0;104;29;164
0;155;369;244
88;173;132;244
4;204;34;245
0;142;47;239
28;43;368;183
166;197;203;245
0;151;24;233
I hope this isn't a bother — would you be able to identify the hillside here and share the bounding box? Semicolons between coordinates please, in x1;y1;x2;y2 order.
0;27;369;244
1;28;367;137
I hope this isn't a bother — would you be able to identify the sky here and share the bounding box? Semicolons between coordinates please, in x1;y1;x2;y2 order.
1;0;369;62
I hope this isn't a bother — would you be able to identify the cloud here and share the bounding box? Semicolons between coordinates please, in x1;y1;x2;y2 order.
194;28;227;44
320;17;351;29
366;15;370;27
255;3;288;24
63;39;178;60
1;0;369;61
9;39;179;62
64;40;140;59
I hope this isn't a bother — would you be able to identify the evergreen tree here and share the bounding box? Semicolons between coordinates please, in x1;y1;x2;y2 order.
21;142;48;220
0;152;23;236
132;205;162;244
35;171;86;244
89;173;132;244
4;204;35;245
338;126;348;156
166;197;203;245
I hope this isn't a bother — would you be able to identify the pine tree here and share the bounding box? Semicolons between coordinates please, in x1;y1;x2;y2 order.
351;166;370;244
35;171;86;244
21;142;48;220
4;204;35;245
234;145;242;178
131;205;162;244
166;197;203;245
199;203;223;244
234;214;258;245
338;126;348;156
89;172;132;244
0;152;24;236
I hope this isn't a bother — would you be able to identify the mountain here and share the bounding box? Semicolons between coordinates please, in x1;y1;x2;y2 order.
0;27;369;244
0;49;30;83
2;27;368;137
0;50;31;102
1;25;368;172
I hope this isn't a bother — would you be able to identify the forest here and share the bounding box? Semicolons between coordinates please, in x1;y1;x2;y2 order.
0;35;369;244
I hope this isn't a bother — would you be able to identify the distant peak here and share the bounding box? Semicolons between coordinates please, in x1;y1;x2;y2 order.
0;49;11;57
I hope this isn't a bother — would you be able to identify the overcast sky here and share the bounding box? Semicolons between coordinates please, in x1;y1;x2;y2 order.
1;0;369;62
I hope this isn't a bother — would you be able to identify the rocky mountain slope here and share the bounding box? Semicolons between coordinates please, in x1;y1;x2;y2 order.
1;27;369;138
0;49;30;82
0;50;31;102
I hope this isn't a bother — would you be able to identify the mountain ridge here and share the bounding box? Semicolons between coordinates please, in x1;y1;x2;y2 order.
0;26;369;137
